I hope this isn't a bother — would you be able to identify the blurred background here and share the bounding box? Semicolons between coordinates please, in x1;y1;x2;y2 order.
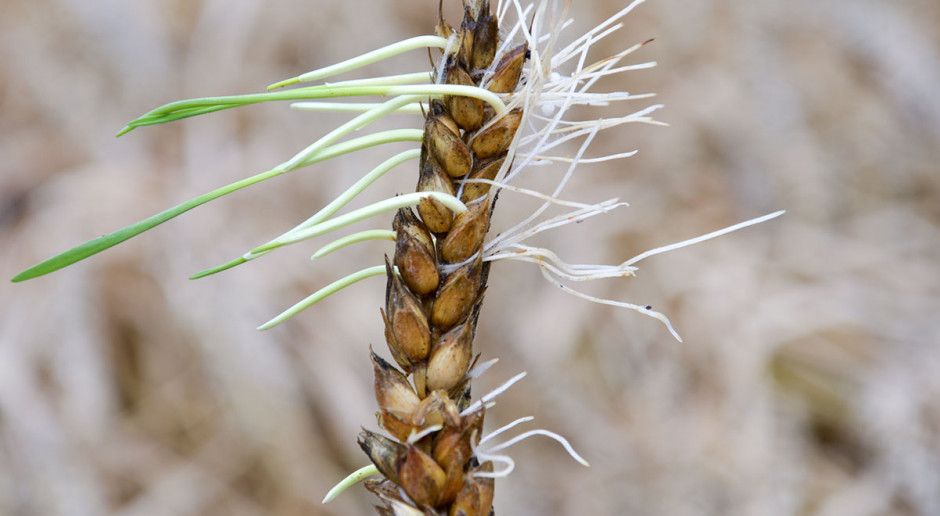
2;0;939;514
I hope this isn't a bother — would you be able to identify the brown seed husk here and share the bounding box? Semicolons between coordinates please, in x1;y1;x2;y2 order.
358;429;406;485
412;390;461;429
366;479;428;516
389;500;426;516
412;362;428;399
461;156;505;203
381;308;414;372
431;256;483;330
440;201;491;263
393;209;439;295
378;410;418;443
433;422;476;505
433;429;471;474
475;465;495;515
457;6;476;67
448;480;482;516
468;108;523;159
487;43;527;94
449;463;494;516
427;318;474;393
462;0;484;20
460;406;486;445
438;460;466;507
419;197;455;234
384;259;432;364
470;10;498;71
416;156;457;234
369;488;428;516
439;112;461;136
394;208;435;253
436;20;454;39
364;478;405;503
445;64;485;131
427;116;473;178
432;419;474;468
372;350;420;418
399;445;447;508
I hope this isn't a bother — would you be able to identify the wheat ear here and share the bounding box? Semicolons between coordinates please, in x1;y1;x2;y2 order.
347;3;526;511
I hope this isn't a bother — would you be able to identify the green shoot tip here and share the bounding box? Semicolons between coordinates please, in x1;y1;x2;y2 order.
256;265;388;330
267;77;300;90
322;465;379;504
190;256;249;280
10;270;34;283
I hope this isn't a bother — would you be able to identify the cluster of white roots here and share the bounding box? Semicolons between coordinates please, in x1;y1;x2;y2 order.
255;0;782;341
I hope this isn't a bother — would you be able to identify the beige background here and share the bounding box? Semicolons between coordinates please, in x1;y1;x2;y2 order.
1;1;939;515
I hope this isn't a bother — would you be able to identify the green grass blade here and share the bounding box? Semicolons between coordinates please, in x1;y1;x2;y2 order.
122;84;506;132
11;168;281;283
257;265;388;330
11;128;424;283
120;105;234;136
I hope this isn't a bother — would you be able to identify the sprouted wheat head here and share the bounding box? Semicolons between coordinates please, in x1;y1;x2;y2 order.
12;0;783;512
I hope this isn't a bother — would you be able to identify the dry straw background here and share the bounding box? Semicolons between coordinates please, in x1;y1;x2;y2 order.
2;0;939;515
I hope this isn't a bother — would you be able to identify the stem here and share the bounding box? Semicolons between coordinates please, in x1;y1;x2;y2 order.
257;265;390;330
311;230;397;260
291;101;426;115
252;192;468;254
267;35;449;90
119;72;427;135
325;71;433;87
124;84;507;133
